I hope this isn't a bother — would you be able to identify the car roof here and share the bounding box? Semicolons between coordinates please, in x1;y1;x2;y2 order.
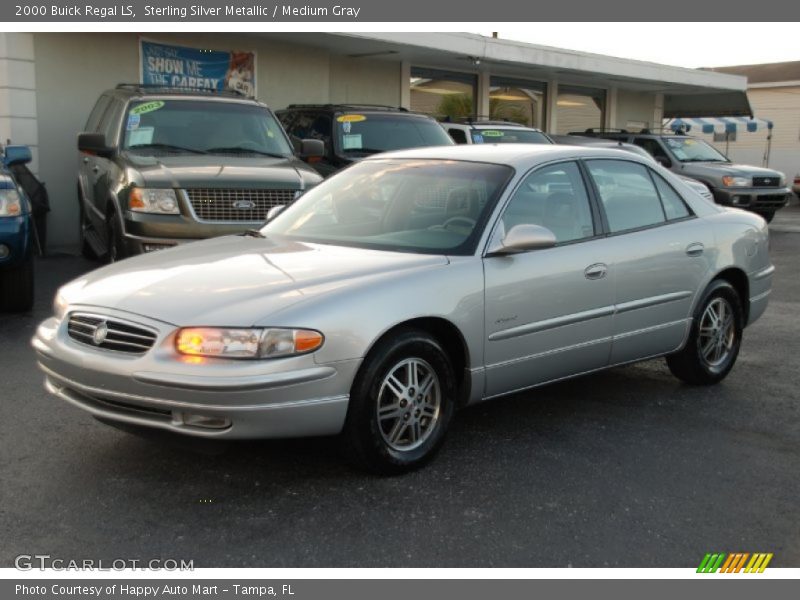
369;143;651;168
105;85;264;106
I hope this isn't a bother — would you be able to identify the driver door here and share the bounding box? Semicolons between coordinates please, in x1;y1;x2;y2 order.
483;161;616;398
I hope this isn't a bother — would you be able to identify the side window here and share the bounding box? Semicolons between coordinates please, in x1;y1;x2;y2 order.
448;128;468;144
97;99;123;146
634;138;669;161
501;161;595;243
586;159;666;233
652;172;691;220
288;112;331;154
85;95;111;132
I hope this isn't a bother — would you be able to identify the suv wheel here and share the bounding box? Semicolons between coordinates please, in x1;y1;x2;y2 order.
106;212;127;263
77;189;98;260
343;329;456;474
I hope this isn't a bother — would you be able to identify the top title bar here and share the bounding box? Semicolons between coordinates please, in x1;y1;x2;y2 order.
4;0;800;22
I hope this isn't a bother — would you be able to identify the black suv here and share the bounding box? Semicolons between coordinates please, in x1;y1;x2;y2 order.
573;129;791;222
77;84;324;261
276;104;454;177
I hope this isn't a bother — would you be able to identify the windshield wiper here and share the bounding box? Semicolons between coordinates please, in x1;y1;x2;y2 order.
682;158;727;163
241;229;265;238
342;147;386;154
205;146;287;158
127;143;206;154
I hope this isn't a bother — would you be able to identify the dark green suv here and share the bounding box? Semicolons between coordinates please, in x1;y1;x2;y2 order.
77;85;324;261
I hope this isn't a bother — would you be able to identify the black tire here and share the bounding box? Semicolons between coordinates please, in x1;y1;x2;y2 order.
106;211;127;263
77;189;97;260
0;254;34;312
342;328;457;474
760;211;775;224
666;280;744;385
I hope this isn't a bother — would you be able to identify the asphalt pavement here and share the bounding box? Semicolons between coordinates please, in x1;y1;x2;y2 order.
1;203;799;568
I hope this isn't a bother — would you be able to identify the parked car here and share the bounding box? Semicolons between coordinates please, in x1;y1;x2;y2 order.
276;104;454;177
0;145;36;311
35;145;773;473
573;129;791;222
443;120;553;145
792;174;800;199
77;84;324;262
553;134;715;202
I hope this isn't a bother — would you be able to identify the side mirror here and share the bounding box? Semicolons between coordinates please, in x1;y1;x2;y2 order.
299;139;324;159
266;205;285;221
488;224;557;255
78;132;114;158
655;155;672;169
4;145;32;167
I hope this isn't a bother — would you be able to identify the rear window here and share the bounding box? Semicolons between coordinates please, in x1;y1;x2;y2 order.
471;129;551;144
334;113;454;156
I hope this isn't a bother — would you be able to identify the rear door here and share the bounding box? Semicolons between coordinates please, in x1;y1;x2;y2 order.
583;159;713;364
483;160;616;398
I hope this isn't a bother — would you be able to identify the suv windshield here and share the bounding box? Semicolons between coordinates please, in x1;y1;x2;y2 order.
261;159;512;255
334;113;453;156
663;137;729;163
472;128;551;144
122;100;293;156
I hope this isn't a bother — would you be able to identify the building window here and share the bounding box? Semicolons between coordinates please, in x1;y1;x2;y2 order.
410;67;477;120
489;76;547;128
713;131;736;143
556;85;606;134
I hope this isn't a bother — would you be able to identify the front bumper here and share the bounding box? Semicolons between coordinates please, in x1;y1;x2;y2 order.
0;214;32;268
32;309;360;440
712;187;791;211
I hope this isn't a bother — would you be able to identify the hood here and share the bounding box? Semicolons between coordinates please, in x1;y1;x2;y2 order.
123;153;321;189
680;161;784;180
60;236;448;326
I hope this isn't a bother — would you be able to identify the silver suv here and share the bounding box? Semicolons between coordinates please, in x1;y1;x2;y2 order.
576;129;790;222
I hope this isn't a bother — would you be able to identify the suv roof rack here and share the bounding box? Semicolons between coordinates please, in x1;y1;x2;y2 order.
115;83;252;99
284;103;408;112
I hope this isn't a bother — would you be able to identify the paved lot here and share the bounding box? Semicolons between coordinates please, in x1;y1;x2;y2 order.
2;203;799;568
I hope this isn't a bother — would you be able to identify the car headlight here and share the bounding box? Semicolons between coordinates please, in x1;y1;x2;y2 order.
722;176;750;188
175;327;324;359
0;189;22;216
53;290;69;320
128;188;179;214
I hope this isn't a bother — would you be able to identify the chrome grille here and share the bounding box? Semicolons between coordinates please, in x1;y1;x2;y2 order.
753;177;780;188
67;313;157;354
185;188;297;222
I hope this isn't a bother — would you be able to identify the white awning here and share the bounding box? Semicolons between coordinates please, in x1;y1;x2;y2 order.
665;116;774;134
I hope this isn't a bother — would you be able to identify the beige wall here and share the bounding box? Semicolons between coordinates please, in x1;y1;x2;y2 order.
693;86;800;178
614;90;658;130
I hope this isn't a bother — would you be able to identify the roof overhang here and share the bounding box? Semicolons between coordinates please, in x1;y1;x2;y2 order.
664;91;753;118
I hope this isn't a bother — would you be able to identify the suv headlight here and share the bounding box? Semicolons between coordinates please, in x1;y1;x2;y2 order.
0;189;22;216
128;188;179;214
175;327;324;359
722;176;750;188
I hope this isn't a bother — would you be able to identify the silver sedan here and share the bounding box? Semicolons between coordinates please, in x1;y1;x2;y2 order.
33;145;774;473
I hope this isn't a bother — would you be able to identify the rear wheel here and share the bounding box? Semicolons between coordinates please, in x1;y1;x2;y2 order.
0;254;34;312
667;280;743;385
343;329;456;474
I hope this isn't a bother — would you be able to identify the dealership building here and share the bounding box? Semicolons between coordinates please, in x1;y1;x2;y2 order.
0;31;752;250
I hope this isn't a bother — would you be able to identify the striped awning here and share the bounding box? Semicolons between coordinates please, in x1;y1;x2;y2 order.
665;117;773;134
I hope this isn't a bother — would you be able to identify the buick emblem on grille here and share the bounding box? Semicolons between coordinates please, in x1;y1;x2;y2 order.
764;179;771;184
92;322;108;345
232;200;256;210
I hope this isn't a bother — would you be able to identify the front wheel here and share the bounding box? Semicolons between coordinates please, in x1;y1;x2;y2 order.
755;210;775;223
666;280;743;385
106;212;128;263
343;329;457;474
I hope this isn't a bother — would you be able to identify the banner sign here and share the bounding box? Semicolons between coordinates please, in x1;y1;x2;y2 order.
140;39;256;96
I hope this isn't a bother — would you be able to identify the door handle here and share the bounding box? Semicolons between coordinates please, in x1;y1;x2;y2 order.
686;242;704;257
584;263;608;280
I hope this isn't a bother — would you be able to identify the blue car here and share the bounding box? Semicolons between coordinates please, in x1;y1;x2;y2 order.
0;145;35;311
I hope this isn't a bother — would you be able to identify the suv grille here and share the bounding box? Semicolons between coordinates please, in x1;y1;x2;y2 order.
186;188;297;222
67;313;158;354
753;177;780;187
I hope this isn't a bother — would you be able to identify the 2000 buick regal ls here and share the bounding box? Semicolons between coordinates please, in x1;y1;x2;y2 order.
33;145;774;473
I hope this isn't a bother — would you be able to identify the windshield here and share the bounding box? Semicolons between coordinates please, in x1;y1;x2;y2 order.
334;113;454;157
664;137;729;162
471;129;551;144
261;159;513;255
122;100;293;156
